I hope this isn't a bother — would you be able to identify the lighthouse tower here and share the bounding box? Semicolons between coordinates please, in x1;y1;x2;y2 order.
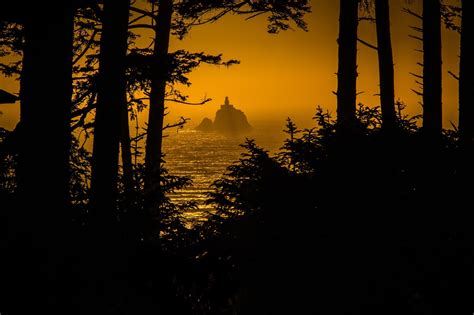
222;96;234;109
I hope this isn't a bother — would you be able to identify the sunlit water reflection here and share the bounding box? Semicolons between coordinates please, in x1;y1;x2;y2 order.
162;122;285;221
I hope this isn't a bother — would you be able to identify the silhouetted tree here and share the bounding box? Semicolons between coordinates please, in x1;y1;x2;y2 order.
375;0;397;131
138;0;310;209
17;3;74;213
144;0;174;206
459;0;473;146
0;4;24;22
0;21;22;70
174;0;309;36
1;3;77;314
423;0;442;138
68;3;136;200
121;93;134;198
84;4;134;313
90;0;130;219
336;0;359;131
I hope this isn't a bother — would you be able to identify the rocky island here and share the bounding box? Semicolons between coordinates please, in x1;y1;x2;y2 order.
196;97;252;135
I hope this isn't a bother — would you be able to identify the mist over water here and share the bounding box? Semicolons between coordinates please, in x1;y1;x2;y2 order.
162;120;287;220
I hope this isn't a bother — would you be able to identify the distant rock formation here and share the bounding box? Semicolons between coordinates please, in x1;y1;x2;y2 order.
195;117;214;132
196;97;252;135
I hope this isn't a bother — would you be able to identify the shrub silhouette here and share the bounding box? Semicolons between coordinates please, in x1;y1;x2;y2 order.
2;105;474;314
198;104;474;315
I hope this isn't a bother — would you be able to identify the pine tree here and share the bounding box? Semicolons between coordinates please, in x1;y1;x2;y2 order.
336;0;359;131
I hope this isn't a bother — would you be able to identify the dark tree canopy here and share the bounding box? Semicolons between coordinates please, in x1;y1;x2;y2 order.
1;1;473;314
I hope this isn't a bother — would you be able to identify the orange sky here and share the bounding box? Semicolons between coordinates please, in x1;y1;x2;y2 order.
0;0;461;131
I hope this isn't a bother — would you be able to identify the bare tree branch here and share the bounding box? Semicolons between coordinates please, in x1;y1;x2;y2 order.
73;29;98;65
164;97;212;105
359;17;375;22
409;26;423;33
448;70;459;80
128;13;150;25
128;24;156;30
163;117;190;131
409;34;423;41
72;90;94;107
403;8;423;20
129;6;157;19
410;72;423;79
245;11;266;20
357;38;378;50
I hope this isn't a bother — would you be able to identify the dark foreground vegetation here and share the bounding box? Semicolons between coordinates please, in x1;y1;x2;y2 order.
2;105;474;314
1;0;474;314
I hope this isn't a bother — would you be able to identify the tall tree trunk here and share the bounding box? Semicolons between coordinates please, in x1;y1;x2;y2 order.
458;0;473;146
336;0;359;131
121;97;134;197
144;0;173;202
90;0;130;221
422;0;442;138
86;2;131;313
15;3;74;313
18;3;74;224
375;0;397;131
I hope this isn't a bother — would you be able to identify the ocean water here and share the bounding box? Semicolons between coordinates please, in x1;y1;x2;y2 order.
162;121;287;221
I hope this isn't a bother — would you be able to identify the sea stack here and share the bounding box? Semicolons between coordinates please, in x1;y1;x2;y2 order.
196;97;252;135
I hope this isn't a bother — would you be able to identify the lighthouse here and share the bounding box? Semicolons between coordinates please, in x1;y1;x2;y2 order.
222;96;235;109
196;96;252;135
